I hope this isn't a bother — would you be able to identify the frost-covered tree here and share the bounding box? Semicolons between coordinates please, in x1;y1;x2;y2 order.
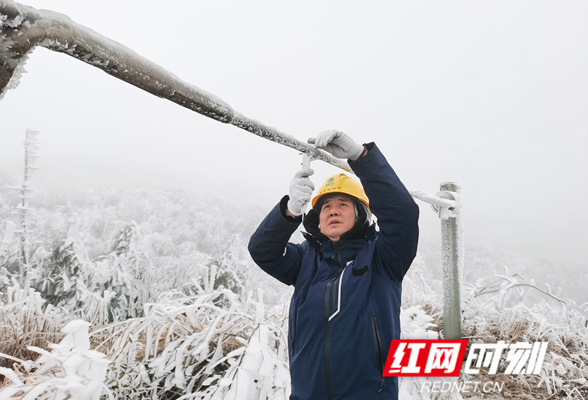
26;220;155;323
16;129;40;291
93;222;154;321
31;239;89;311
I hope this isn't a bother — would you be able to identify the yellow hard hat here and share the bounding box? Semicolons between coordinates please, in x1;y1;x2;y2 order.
311;173;370;211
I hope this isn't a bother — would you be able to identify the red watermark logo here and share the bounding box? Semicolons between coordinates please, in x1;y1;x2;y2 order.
383;340;549;377
384;340;468;377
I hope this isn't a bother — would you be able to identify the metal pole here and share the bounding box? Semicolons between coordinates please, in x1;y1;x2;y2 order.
438;182;462;339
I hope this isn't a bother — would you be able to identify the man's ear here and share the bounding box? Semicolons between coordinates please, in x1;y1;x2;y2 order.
303;209;329;242
340;200;370;241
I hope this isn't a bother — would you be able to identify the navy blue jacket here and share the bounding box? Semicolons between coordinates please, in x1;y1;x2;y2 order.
248;143;419;400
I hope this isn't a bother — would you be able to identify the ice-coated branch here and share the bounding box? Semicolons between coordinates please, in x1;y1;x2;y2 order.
231;112;353;173
0;0;352;173
0;0;232;121
409;190;459;210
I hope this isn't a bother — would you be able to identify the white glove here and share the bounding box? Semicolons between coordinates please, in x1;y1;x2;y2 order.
287;168;315;217
307;130;364;161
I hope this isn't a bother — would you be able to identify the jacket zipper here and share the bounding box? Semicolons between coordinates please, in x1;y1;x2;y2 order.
324;249;343;400
372;315;386;393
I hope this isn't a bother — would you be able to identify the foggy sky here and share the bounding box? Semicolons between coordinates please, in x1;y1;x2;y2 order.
1;0;587;267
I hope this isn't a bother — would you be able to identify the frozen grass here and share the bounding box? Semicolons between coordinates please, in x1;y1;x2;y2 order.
460;273;588;399
401;260;588;400
0;283;65;371
88;275;290;399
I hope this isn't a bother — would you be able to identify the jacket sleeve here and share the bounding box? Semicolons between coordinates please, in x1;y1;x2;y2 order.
247;195;304;286
349;143;419;281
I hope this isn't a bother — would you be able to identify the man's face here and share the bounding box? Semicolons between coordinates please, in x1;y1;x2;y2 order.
319;195;356;242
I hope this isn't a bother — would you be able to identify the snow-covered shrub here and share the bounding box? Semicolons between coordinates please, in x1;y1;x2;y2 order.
0;320;110;400
401;306;439;340
0;284;65;371
180;239;250;309
92;222;154;321
201;323;290;400
21;222;155;323
401;254;444;336
30;239;91;312
94;272;290;400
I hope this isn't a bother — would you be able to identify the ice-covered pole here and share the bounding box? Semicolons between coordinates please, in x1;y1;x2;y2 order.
438;182;463;339
412;185;463;339
0;0;351;173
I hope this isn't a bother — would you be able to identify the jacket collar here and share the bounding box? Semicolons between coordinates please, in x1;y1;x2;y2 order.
303;224;376;261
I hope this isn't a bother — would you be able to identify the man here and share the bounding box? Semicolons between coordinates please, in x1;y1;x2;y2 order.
248;130;419;400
